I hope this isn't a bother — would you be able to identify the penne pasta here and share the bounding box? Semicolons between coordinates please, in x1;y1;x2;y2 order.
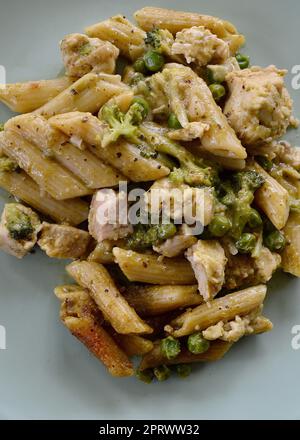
124;285;202;316
35;72;129;118
113;247;196;285
281;212;300;277
0;169;89;225
54;285;133;377
88;240;122;264
85;15;146;61
134;7;245;54
66;260;152;335
139;339;232;370
112;333;154;356
167;285;267;337
248;161;290;230
1;130;92;200
0;76;74;113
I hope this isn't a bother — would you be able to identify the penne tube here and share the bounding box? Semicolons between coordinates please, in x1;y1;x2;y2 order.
85;15;146;61
35;72;129;118
281;212;300;277
124;285;202;316
168;285;267;337
66;260;152;335
0;169;89;225
251;316;273;334
139;339;232;370
54;285;133;377
88;240;125;264
112;333;154;356
134;7;245;54
113;247;196;285
1;130;92;200
49;112;170;181
0;76;74;113
6;114;125;188
248;161;290;230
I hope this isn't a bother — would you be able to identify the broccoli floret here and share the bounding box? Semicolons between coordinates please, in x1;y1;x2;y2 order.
100;101;148;147
0;157;18;172
234;170;265;193
144;29;173;54
160;336;181;360
5;204;34;241
126;223;177;251
145;30;162;49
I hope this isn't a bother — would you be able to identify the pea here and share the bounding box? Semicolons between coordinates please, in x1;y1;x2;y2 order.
136;368;154;384
132;96;150;118
248;209;263;229
264;230;287;252
236;53;250;69
209;83;226;101
160;336;181;360
236;233;257;254
143;50;165;72
187;332;210;355
133;58;147;74
153;365;171;381
209;215;232;237
176;364;192;378
168;113;182;129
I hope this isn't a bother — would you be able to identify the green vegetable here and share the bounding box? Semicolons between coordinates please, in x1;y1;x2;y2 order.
0;122;4;131
126;223;177;251
143;50;165;72
236;233;257;254
175;364;192;378
160;336;181;360
256;155;273;172
78;43;93;56
144;30;162;50
5;204;34;241
129;72;145;86
136;368;154;384
0;157;18;172
209;83;226;101
248;209;263;229
290;198;300;213
133;58;147;74
153;365;171;381
132;97;150;118
187;333;210;355
209;215;232;237
236;53;250;69
234;170;265;192
168;113;182;129
264;230;287;252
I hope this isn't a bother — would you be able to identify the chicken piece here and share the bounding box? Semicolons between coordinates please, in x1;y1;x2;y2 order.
224;66;293;146
37;222;91;259
171;26;230;66
185;240;227;301
0;203;41;258
167;121;210;141
153;225;197;257
60;33;119;78
276;141;300;170
88;189;133;243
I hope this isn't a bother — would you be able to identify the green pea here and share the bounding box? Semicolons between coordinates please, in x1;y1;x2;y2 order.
143;50;165;72
153;365;171;381
133;58;147;74
248;209;263;229
136;368;154;384
209;83;226;101
132;96;150;118
256;155;273;171
264;230;287;252
209;215;232;237
187;332;210;355
160;336;181;360
236;233;257;254
168;113;182;129
175;364;192;378
236;53;250;69
129;72;145;86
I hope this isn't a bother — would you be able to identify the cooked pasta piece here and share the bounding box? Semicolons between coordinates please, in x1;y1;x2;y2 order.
124;284;202;316
248;161;290;230
111;333;154;356
134;7;245;54
85;15;146;60
139;339;232;370
54;285;133;377
281;212;300;277
0;130;92;200
35;72;129;118
38;222;91;259
0;169;89;225
88;240;116;264
60;33;119;77
113;247;196;285
0;76;74;113
6;114;124;188
66;260;152;334
167;284;267;337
